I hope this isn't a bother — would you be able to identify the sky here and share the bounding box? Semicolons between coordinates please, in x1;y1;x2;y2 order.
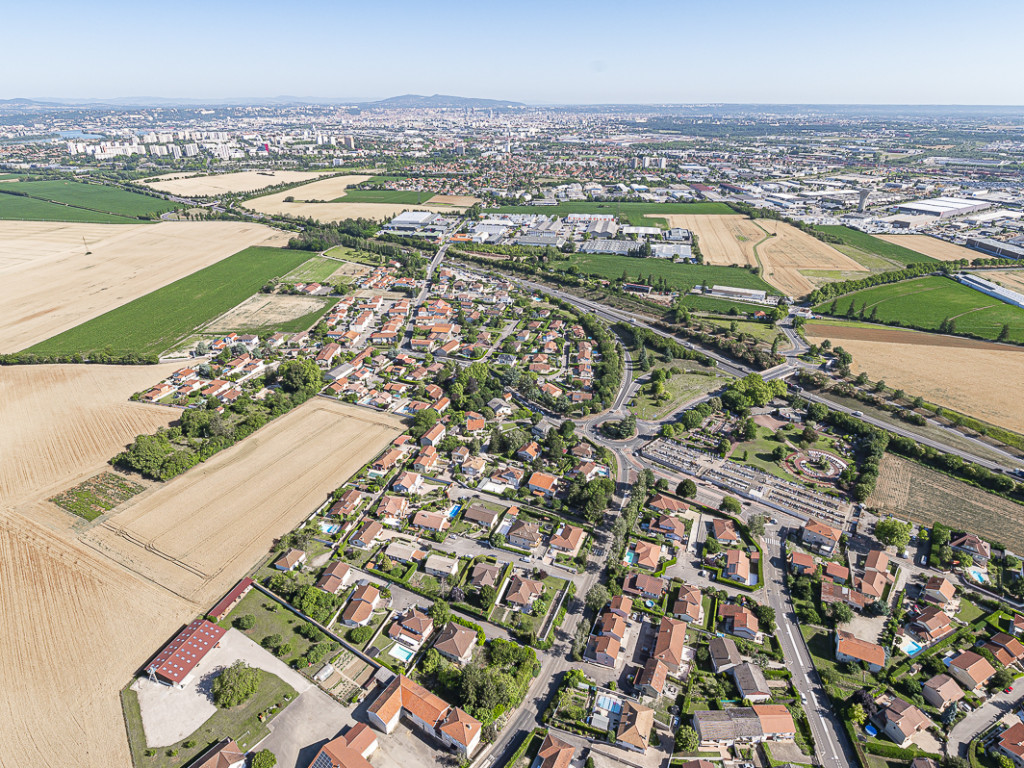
6;0;1024;105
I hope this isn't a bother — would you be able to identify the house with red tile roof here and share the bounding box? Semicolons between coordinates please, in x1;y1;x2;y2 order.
367;674;481;756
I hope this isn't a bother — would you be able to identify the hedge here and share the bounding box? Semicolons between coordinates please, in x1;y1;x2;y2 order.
450;614;487;645
864;741;941;760
496;728;545;768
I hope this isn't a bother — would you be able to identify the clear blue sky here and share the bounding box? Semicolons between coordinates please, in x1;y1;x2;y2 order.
8;0;1024;104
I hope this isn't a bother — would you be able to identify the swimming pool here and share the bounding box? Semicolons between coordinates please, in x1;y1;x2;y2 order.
967;566;989;584
446;503;462;520
596;695;622;714
623;551;637;564
320;521;341;535
899;636;924;657
389;645;415;663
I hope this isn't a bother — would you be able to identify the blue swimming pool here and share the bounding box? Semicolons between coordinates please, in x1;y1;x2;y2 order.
389;645;415;663
320;521;341;535
899;636;924;657
967;566;989;584
623;551;637;564
446;503;462;520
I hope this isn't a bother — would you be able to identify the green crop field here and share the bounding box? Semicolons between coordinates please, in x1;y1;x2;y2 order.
0;193;138;223
9;180;175;218
492;201;736;226
813;275;1024;342
814;225;937;267
332;189;432;204
551;252;778;294
283;255;348;282
26;246;313;357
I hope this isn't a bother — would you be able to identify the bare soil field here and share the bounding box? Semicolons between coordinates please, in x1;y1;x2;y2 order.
81;399;405;600
869;454;1024;553
756;219;867;296
803;322;1022;351
804;327;1024;433
0;220;290;352
0;510;196;768
653;214;764;266
203;294;330;333
876;234;979;262
143;170;327;197
244;174;471;222
427;194;480;206
981;269;1024;294
0;363;180;516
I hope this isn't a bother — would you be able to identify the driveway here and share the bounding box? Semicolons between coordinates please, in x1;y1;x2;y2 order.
948;687;1024;754
258;687;355;768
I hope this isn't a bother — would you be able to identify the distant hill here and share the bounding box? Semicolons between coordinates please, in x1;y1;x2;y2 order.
368;94;523;109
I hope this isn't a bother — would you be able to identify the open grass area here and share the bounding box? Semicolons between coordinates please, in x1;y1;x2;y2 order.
333;189;432;204
324;244;384;266
631;367;729;421
492;201;737;226
813;275;1024;342
25;246;311;357
550;253;777;294
0;192;138;222
728;427;801;483
217;589;323;664
7;180;175;218
702;318;786;345
122;669;297;768
813;225;938;267
283;255;350;282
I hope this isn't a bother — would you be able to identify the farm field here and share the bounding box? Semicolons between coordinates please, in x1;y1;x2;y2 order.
143;169;326;196
282;254;356;282
803;325;1024;433
876;234;979;262
0;192;137;223
492;201;737;226
980;269;1024;294
202;294;335;334
552;252;778;294
756;219;868;297
869;454;1024;553
0;220;291;353
6;179;175;218
330;189;432;204
814;225;937;267
24;244;311;357
80;398;405;600
428;194;480;206
0;363;180;516
651;214;763;266
812;276;1024;343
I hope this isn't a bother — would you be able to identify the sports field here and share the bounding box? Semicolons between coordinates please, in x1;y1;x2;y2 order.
812;275;1024;342
493;201;736;227
553;252;778;294
0;220;291;353
6;179;175;218
143;170;326;196
814;225;938;267
24;245;311;357
0;192;137;223
876;235;979;262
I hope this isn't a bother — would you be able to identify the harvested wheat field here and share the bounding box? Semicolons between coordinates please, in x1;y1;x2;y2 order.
82;398;405;600
427;194;481;206
0;220;290;352
981;269;1024;294
876;234;978;262
0;511;196;768
0;363;180;516
203;294;330;334
144;170;327;197
654;214;764;266
804;326;1024;433
869;454;1024;553
757;219;867;296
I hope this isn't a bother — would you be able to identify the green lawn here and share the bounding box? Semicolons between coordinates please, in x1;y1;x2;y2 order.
702;318;786;345
814;225;938;266
324;244;384;266
283;256;349;282
122;670;297;768
550;253;778;294
24;246;312;357
217;590;321;665
9;180;175;218
334;189;433;204
492;201;737;226
0;192;139;222
956;599;985;624
813;275;1024;342
728;430;801;483
631;368;729;421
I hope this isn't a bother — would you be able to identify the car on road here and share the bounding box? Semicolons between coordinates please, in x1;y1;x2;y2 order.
852;410;864;417
1006;686;1015;694
520;556;531;563
800;692;807;704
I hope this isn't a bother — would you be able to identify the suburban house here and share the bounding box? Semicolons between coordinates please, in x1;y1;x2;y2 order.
517;441;541;462
412;510;449;534
652;515;688;542
988;632;1024;664
367;674;481;757
433;622;477;665
950;533;991;564
711;518;740;544
996;722;1024;768
648;493;689;514
371;448;403;478
424;554;459;579
622;573;667;600
635;658;669;698
505;575;544;612
385;541;425;565
609;595;633;618
413;446;439;473
549;524;585;555
908;607;954;644
632;540;663;570
598;611;626;643
653;617;687;671
948;650;997;693
823;562;850;584
731;662;771;703
462;504;500;530
820;581;870;611
835;630;886;673
469;562;503;590
616;701;655;753
330;489;363;518
377;495;410;526
802;519;841;555
878;698;933;748
305;723;378;768
865;549;890;574
922;673;964;710
532;733;575;768
724;549;753;585
789;551;815;575
351;520;383;549
719;604;758;640
693;705;796;746
388;608;434;650
316;561;353;595
923;576;956;608
272;548;307;572
461;456;488;477
189;740;246;768
709;636;741;673
341;584;380;627
673;584;704;624
508;520;542;550
392;471;424;495
527;471;559;498
585;633;620;668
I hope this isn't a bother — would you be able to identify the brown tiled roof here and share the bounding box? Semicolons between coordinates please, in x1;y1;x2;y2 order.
753;704;795;735
368;674;451;731
505;575;544;605
616;700;654;750
636;658;668;695
535;733;575;768
653;617;687;667
835;630;885;667
433;622;476;660
438;706;481;748
949;650;996;686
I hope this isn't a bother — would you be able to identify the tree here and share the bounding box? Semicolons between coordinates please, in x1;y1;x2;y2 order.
754;604;775;631
748;514;766;538
347;625;373;644
997;755;1015;768
675;725;699;752
479;584;497;605
212;661;261;708
276;358;322;395
992;668;1015;691
832;602;854;624
719;496;742;516
874;518;912;550
800;426;817;445
410;408;440;439
677;479;697;499
585;584;609;613
847;703;867;726
261;634;283;650
234;614;255;630
251;751;277;768
429;599;451;626
704;537;721;555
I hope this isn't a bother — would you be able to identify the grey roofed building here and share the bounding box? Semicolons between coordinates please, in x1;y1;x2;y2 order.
709;636;741;673
651;243;693;259
731;662;771;701
580;239;634;255
515;233;566;248
693;708;764;742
